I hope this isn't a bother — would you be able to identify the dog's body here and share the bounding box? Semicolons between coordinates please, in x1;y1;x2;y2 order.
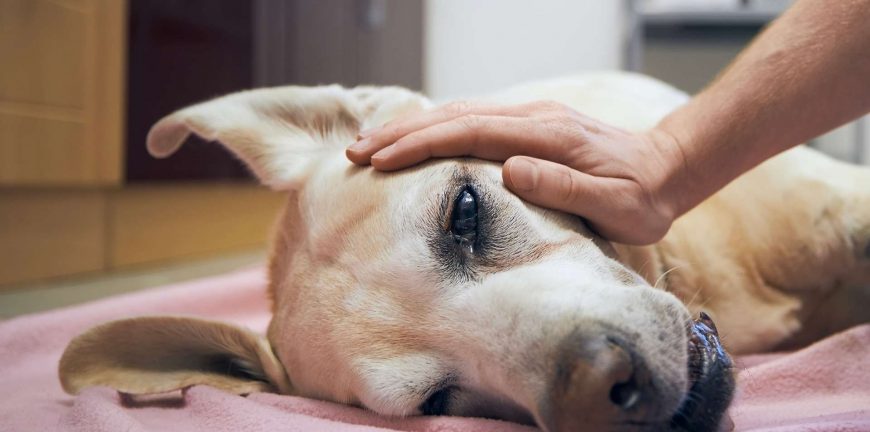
59;72;870;432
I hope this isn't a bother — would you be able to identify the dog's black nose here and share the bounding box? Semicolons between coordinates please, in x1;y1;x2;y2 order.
541;330;675;432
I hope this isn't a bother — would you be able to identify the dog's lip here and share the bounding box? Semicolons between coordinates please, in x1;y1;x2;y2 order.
669;312;735;432
687;312;726;384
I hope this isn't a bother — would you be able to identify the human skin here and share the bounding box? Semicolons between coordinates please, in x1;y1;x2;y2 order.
346;0;870;245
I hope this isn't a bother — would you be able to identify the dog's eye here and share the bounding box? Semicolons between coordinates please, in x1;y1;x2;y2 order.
420;386;453;415
451;188;478;252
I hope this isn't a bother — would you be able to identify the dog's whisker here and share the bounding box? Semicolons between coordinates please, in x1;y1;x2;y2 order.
686;286;703;309
636;259;652;280
654;265;682;290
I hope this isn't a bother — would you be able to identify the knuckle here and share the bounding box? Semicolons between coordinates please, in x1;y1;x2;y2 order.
544;114;585;142
383;124;403;138
458;114;483;130
456;115;484;148
444;100;474;116
557;169;582;204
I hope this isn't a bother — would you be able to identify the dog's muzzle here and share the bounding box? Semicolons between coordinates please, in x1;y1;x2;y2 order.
540;313;735;432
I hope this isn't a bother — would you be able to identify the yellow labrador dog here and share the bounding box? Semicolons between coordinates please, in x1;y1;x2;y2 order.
59;72;870;432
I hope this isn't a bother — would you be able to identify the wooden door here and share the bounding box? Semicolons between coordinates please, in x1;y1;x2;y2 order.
0;0;126;186
124;0;253;182
253;0;423;89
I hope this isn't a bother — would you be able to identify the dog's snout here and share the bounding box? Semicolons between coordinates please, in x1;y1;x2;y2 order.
541;331;671;432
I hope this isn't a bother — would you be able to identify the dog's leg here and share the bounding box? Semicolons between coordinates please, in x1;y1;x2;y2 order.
648;146;870;353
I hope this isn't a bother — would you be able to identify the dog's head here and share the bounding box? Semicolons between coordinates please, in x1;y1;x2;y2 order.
60;82;734;431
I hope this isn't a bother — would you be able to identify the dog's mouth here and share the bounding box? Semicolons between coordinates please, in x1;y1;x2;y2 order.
669;312;735;431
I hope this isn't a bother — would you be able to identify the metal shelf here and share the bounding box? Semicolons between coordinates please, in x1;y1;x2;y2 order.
640;8;779;26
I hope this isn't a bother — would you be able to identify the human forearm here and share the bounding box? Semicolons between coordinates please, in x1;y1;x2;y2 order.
654;0;870;216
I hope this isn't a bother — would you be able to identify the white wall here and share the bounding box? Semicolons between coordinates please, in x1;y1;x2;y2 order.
813;115;870;165
424;1;625;101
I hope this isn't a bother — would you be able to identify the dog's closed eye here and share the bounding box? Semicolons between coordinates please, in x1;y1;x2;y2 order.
419;385;456;415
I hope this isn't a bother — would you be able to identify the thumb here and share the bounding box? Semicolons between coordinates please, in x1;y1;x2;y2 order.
502;156;670;245
502;156;604;220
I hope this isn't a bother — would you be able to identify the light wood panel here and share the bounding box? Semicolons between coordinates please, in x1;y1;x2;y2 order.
0;0;125;186
0;112;89;183
0;184;286;288
109;184;286;267
0;190;106;286
89;0;125;183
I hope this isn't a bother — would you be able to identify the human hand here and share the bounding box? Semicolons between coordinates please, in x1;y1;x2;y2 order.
346;101;687;245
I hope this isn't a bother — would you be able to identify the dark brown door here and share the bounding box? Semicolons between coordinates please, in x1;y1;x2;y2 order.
126;0;423;182
254;0;423;89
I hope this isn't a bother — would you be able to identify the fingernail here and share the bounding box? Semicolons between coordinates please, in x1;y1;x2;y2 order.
348;137;371;153
371;145;395;163
357;126;381;139
507;158;539;192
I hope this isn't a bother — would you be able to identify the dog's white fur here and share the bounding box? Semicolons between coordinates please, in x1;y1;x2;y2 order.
60;72;870;430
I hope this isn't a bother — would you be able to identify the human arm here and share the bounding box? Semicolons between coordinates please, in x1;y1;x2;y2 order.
346;0;870;244
654;0;870;218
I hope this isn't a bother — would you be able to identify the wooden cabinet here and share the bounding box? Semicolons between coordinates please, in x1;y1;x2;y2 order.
1;0;423;187
0;0;282;287
0;0;423;287
0;184;285;287
0;0;125;186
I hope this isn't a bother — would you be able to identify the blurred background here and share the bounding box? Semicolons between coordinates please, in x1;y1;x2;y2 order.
1;0;867;316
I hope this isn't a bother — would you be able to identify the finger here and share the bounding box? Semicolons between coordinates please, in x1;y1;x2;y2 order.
347;102;528;165
369;115;573;171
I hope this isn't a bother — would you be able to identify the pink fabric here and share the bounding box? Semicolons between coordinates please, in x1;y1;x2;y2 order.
0;267;867;431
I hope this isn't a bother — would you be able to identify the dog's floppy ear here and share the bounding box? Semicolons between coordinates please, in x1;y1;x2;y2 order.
146;85;430;190
58;316;293;396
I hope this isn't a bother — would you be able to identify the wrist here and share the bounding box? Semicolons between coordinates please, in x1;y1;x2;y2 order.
642;126;696;221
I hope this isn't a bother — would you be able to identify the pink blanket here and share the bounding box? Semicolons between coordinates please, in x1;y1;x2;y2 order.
1;267;868;431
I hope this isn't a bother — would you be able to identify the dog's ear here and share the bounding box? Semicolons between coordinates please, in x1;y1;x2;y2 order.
146;85;430;190
58;316;293;396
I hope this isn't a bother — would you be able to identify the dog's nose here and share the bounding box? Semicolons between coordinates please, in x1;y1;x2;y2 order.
541;331;668;431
